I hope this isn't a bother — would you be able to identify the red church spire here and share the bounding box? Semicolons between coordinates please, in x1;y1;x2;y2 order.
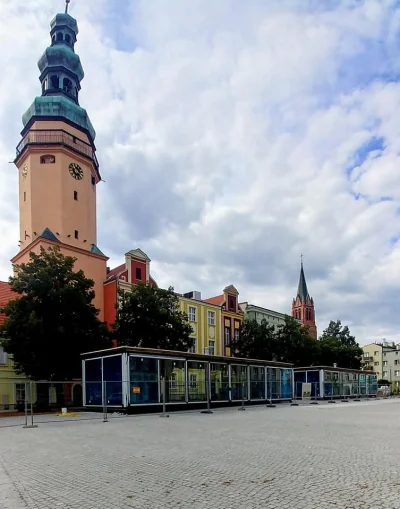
292;257;317;340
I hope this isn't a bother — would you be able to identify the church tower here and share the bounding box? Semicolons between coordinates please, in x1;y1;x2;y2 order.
12;1;108;319
292;261;317;340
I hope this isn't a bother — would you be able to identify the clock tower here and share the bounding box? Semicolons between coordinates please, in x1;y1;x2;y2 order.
12;2;108;319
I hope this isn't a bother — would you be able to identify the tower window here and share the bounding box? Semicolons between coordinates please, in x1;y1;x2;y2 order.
40;154;55;164
136;268;142;280
63;78;73;95
24;192;26;202
50;75;60;89
91;176;96;186
56;32;63;41
74;230;79;239
74;191;78;201
52;35;56;44
65;34;71;44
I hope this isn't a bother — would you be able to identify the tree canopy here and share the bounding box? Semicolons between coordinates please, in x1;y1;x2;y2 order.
317;320;363;369
232;316;362;369
115;283;194;351
0;247;110;380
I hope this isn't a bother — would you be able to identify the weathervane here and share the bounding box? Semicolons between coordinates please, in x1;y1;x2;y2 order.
65;0;71;14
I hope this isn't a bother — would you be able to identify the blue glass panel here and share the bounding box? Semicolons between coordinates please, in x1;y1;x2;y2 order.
129;356;159;404
85;358;102;405
103;356;122;405
281;369;292;399
250;366;265;400
294;372;306;397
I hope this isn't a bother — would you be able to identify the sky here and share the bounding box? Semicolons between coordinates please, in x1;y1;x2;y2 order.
1;0;400;346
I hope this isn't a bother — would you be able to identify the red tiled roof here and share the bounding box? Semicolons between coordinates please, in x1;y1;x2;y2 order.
106;263;125;281
0;281;16;327
203;294;225;306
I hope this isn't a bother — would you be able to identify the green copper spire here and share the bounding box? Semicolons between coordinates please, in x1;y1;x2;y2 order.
297;261;310;302
21;2;96;141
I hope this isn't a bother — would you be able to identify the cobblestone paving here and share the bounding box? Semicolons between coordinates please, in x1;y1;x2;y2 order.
1;399;400;509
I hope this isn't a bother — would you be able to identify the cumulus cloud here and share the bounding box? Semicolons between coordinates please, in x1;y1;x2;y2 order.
1;0;400;344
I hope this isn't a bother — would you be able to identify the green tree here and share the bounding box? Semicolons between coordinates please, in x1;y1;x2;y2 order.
0;247;110;380
274;316;318;366
317;321;362;369
115;283;193;351
320;320;357;347
232;318;277;360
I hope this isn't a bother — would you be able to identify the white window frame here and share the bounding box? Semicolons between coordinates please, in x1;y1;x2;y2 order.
234;328;240;343
208;340;215;356
189;373;198;390
188;338;196;354
188;306;196;322
0;346;8;366
169;373;177;391
224;327;230;346
15;383;26;402
208;310;215;326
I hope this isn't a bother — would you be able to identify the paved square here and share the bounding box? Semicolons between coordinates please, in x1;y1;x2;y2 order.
1;399;400;509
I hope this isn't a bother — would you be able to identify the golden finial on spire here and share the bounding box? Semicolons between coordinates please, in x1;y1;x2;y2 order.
65;0;71;14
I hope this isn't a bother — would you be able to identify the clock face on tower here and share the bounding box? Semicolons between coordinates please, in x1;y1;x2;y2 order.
69;162;84;180
21;164;28;179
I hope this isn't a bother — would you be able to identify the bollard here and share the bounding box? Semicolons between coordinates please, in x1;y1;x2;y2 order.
103;381;108;422
160;377;170;418
238;382;246;411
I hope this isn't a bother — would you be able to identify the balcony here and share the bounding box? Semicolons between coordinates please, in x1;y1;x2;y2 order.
362;356;373;362
15;129;99;170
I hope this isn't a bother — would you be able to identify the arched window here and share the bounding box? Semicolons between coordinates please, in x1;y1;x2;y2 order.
52;35;56;44
50;75;59;88
57;32;63;41
40;155;56;164
63;78;73;94
65;34;71;44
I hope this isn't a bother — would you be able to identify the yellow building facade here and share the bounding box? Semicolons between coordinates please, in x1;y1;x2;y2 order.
0;351;31;412
361;343;382;378
178;292;222;356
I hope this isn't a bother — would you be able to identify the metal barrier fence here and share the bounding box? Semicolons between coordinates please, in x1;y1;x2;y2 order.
291;380;374;405
0;381;107;428
0;377;381;427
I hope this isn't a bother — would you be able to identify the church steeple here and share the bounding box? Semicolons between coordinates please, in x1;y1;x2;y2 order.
296;262;310;302
292;258;317;340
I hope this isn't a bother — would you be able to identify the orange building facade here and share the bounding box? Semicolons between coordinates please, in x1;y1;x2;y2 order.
12;7;108;319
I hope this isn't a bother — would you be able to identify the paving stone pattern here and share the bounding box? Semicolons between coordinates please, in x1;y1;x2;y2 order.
0;400;400;509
